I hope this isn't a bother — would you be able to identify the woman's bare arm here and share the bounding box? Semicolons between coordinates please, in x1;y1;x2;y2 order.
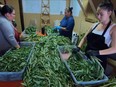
100;25;116;55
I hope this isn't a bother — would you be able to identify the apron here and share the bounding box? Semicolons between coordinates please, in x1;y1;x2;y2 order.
14;28;21;42
85;21;111;69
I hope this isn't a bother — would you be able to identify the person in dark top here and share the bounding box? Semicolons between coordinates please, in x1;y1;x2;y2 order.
55;7;75;39
74;1;116;70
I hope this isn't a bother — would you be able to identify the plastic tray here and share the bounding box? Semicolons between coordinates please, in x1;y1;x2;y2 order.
57;45;76;60
0;42;35;81
63;59;108;86
57;45;108;86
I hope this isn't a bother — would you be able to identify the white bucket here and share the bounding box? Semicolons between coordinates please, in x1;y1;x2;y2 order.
72;32;79;45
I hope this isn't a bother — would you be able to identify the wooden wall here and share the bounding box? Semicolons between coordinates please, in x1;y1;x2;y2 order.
2;0;116;35
23;0;71;31
2;0;91;35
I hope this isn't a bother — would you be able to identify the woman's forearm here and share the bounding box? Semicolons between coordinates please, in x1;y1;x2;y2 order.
15;44;20;49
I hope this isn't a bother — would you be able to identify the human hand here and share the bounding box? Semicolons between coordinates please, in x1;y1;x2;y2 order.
12;46;20;50
55;26;62;30
16;45;20;49
86;50;99;56
72;47;80;54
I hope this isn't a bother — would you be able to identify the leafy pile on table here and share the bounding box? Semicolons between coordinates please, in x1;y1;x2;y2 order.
22;35;74;87
0;46;31;72
25;26;37;34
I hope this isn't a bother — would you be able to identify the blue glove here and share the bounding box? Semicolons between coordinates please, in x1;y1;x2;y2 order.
55;26;62;30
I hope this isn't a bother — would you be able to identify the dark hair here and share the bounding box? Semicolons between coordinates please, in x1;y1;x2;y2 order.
1;5;14;16
98;1;113;12
66;7;73;14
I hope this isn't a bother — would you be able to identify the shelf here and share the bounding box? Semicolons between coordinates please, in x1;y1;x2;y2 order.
40;0;50;28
